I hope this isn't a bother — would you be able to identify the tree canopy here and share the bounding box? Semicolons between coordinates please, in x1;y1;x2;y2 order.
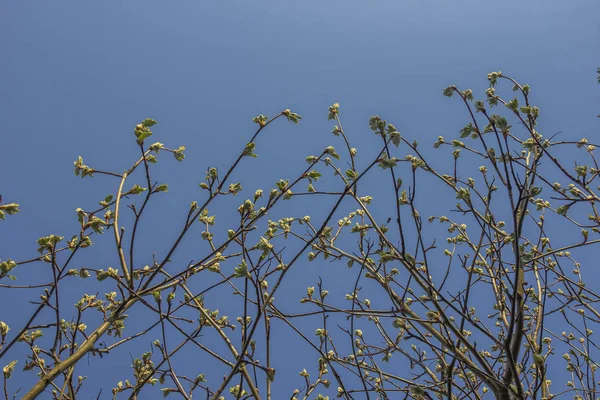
1;69;600;399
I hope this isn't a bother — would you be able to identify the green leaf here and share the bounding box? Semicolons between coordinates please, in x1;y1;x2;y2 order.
443;86;456;97
378;155;398;170
506;97;519;112
142;118;157;128
324;146;340;160
345;169;359;181
77;216;91;232
152;290;162;304
532;352;545;367
283;190;293;200
74;156;94;178
455;187;471;203
252;114;268;127
103;194;114;204
410;385;425;396
461;89;473;101
328;103;339;120
234;259;249;278
0;203;20;218
173;146;186;162
79;236;92;248
276;179;289;191
96;269;110;281
556;204;571;216
387;124;401;147
369;115;384;132
0;321;9;336
134;120;155;145
350;223;371;233
378;251;395;264
389;132;401;147
129;185;147;195
575;165;588;177
36;234;64;254
149;142;164;153
194;373;206;385
161;388;177;398
154;184;168;193
474;100;485;112
529;186;542;196
282;109;302;123
229;183;242;195
487;71;501;87
490;115;510;134
305;170;321;183
243;142;257;157
2;360;17;379
0;259;17;278
88;216;106;234
460;123;474;138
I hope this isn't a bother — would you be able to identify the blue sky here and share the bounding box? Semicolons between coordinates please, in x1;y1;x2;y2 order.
1;1;599;398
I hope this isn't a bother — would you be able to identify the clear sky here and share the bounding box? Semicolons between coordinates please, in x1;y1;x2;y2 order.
1;1;599;398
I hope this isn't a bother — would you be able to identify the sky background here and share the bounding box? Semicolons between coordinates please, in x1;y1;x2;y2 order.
1;1;599;398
